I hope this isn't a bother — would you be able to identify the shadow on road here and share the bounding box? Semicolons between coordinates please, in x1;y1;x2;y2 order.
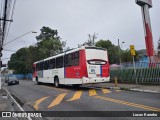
34;82;96;91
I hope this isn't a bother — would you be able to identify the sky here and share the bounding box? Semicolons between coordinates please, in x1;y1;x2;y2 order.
2;0;160;64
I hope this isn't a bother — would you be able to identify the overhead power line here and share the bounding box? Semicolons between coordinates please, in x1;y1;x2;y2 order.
0;0;15;47
5;0;16;43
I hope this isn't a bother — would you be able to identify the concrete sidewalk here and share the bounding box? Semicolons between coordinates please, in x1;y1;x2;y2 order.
92;82;160;93
0;89;17;119
0;89;13;111
0;88;28;120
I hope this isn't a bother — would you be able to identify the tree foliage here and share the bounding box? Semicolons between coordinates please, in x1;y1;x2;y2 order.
96;40;140;64
8;26;63;74
8;48;28;74
96;40;120;64
36;26;63;58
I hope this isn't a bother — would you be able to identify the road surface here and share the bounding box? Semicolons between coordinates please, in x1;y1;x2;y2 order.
3;80;160;120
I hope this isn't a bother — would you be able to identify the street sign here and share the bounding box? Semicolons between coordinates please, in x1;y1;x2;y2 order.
130;45;136;56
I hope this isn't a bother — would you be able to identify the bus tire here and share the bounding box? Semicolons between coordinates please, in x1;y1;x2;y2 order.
36;77;40;85
54;77;60;88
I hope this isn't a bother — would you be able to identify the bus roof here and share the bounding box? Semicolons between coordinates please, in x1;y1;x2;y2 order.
34;46;107;64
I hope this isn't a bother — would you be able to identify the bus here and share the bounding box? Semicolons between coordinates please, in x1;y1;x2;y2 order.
32;46;110;87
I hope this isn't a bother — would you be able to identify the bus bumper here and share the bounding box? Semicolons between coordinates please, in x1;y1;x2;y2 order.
82;77;110;84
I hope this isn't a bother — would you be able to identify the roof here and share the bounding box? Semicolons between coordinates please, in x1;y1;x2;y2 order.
34;46;107;64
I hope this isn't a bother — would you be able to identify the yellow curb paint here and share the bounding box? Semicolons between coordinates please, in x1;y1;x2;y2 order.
89;89;97;96
33;96;49;110
47;93;67;108
102;89;111;94
66;91;82;101
94;96;160;111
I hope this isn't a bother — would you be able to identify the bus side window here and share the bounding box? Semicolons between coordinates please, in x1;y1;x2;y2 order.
56;56;64;68
53;59;55;69
44;60;49;70
40;62;44;70
49;58;55;69
68;53;73;67
32;67;35;73
74;51;79;66
65;53;73;67
36;63;39;71
64;55;68;67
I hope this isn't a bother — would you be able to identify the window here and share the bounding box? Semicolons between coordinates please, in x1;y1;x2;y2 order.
56;56;64;68
36;63;39;71
64;55;68;67
73;51;79;66
49;58;55;69
39;62;44;70
44;60;49;70
87;59;107;65
65;53;73;67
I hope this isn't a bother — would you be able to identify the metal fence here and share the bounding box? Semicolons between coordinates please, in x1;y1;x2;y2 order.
110;62;160;84
3;73;32;80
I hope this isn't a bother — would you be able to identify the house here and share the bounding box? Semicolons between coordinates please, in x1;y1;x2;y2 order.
1;68;14;76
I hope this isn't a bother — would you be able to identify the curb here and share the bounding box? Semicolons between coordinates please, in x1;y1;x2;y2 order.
130;88;160;93
105;86;120;90
105;86;160;94
3;88;32;120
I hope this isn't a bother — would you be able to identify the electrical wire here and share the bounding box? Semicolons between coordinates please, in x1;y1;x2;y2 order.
3;0;12;43
1;0;16;47
5;0;16;44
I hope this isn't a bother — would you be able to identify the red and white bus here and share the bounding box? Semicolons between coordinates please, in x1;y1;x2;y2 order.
32;46;110;87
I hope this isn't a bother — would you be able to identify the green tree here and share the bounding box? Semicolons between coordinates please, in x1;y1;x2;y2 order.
121;49;132;63
95;40;120;64
8;26;63;74
36;26;63;59
8;48;28;74
121;49;141;63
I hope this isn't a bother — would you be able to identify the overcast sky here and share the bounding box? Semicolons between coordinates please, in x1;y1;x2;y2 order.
2;0;160;64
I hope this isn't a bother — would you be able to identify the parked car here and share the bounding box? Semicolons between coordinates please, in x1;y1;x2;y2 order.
7;76;19;86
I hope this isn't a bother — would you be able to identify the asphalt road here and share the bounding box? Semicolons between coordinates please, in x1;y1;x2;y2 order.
3;80;160;120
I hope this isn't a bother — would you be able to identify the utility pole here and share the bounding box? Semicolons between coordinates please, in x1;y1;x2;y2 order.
0;0;13;90
118;39;125;65
0;26;2;90
118;39;120;65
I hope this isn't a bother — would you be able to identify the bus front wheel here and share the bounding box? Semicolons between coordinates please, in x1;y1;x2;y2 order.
54;77;60;88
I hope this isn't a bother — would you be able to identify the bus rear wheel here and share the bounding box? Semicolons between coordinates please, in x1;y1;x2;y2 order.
54;77;60;88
